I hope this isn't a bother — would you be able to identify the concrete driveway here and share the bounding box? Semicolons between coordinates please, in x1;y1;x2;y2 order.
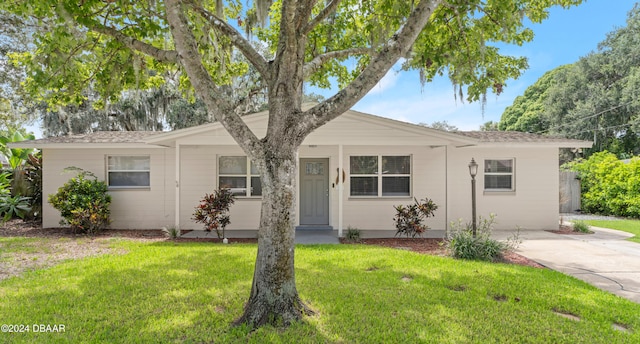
506;226;640;303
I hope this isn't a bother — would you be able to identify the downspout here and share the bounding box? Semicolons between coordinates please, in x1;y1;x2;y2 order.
445;145;449;232
175;143;181;230
338;144;344;237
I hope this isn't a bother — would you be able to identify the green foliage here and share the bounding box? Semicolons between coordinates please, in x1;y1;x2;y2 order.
192;188;235;239
572;220;592;233
344;226;361;242
0;128;35;169
48;168;111;234
446;215;520;261
0;194;31;222
162;226;180;239
568;151;640;217
393;198;438;238
499;5;640;158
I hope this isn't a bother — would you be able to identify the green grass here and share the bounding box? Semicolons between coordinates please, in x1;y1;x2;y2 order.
583;219;640;243
1;241;639;343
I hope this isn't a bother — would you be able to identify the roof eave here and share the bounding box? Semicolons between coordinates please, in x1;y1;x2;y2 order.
7;142;165;149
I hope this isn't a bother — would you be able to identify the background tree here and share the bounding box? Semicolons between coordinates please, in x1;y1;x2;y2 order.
4;0;582;328
420;120;459;132
499;4;640;158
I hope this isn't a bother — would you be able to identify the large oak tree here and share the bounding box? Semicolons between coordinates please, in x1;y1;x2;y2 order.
4;0;581;328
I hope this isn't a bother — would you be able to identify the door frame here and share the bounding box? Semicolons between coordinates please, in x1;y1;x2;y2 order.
298;157;331;226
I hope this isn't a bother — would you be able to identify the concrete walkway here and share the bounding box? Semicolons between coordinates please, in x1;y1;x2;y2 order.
504;226;640;303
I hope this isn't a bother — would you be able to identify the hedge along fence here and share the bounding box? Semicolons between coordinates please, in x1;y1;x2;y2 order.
566;151;640;218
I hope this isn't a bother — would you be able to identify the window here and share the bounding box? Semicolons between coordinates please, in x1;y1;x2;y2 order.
484;159;514;191
107;156;150;188
218;156;262;197
350;155;411;197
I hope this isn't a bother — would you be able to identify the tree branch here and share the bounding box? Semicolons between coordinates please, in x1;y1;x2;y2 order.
299;0;443;135
88;22;179;64
184;0;270;80
302;0;341;35
165;0;261;156
303;47;371;79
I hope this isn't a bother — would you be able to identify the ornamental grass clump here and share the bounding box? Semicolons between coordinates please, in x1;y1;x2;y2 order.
446;214;520;262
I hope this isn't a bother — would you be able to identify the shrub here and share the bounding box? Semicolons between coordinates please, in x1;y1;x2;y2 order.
393;197;438;238
445;214;520;262
162;226;180;239
345;226;361;242
48;168;111;234
0;195;31;222
572;220;592;233
192;188;235;239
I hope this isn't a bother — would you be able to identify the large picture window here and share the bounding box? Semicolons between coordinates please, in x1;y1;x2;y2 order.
218;156;262;197
350;155;411;197
107;156;150;188
484;159;514;191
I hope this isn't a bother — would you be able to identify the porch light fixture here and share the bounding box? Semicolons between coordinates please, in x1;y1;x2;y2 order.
468;158;478;238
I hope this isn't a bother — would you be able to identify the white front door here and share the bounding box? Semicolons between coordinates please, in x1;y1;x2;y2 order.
299;158;329;225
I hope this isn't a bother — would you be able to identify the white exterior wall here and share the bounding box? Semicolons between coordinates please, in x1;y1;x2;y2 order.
447;146;559;230
178;145;262;230
42;148;175;229
341;145;447;231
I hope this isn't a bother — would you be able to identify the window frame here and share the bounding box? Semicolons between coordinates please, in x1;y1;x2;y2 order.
349;155;412;198
217;156;262;198
106;155;151;190
483;158;515;192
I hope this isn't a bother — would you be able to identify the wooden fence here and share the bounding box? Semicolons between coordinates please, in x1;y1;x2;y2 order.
559;171;581;213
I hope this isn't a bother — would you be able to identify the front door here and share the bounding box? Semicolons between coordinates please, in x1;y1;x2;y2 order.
300;158;329;225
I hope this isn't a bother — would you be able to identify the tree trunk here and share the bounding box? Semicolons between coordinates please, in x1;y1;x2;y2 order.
234;149;313;327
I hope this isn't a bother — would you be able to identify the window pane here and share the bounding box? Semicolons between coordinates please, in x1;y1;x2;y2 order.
382;156;410;174
109;172;150;187
219;176;247;196
219;156;247;174
382;177;410;196
251;176;262;196
350;156;378;174
108;156;149;170
350;177;378;196
484;159;512;173
250;161;259;175
485;175;512;189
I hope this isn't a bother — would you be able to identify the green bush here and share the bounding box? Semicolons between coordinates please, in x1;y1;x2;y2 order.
567;151;640;217
445;215;520;262
572;220;592;233
345;226;361;242
393;198;438;238
192;188;235;239
0;195;31;222
48;168;111;234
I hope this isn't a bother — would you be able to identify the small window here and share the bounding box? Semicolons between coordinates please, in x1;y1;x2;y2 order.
107;156;150;188
218;156;261;197
484;159;514;191
350;155;411;197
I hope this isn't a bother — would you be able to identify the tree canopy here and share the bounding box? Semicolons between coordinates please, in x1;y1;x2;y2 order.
3;0;583;329
499;4;640;158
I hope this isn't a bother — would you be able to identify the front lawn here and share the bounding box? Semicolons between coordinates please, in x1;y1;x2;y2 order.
582;219;640;243
1;240;639;343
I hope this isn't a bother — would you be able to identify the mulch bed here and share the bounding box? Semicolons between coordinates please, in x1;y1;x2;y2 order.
546;224;593;235
1;220;544;269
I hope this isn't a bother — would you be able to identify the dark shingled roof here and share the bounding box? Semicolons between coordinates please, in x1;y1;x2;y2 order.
24;131;162;144
456;131;589;144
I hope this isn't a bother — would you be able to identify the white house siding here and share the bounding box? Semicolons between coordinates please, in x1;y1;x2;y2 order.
341;145;447;231
178;145;262;230
42;148;175;229
447;146;559;230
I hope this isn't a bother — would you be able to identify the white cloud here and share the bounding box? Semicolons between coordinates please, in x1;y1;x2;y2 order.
367;69;400;95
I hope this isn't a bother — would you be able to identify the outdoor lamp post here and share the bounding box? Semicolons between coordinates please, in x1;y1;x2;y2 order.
468;158;478;238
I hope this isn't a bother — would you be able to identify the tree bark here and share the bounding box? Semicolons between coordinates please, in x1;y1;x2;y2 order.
233;144;314;327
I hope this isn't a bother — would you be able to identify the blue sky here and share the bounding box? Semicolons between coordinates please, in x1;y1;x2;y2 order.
343;0;639;130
